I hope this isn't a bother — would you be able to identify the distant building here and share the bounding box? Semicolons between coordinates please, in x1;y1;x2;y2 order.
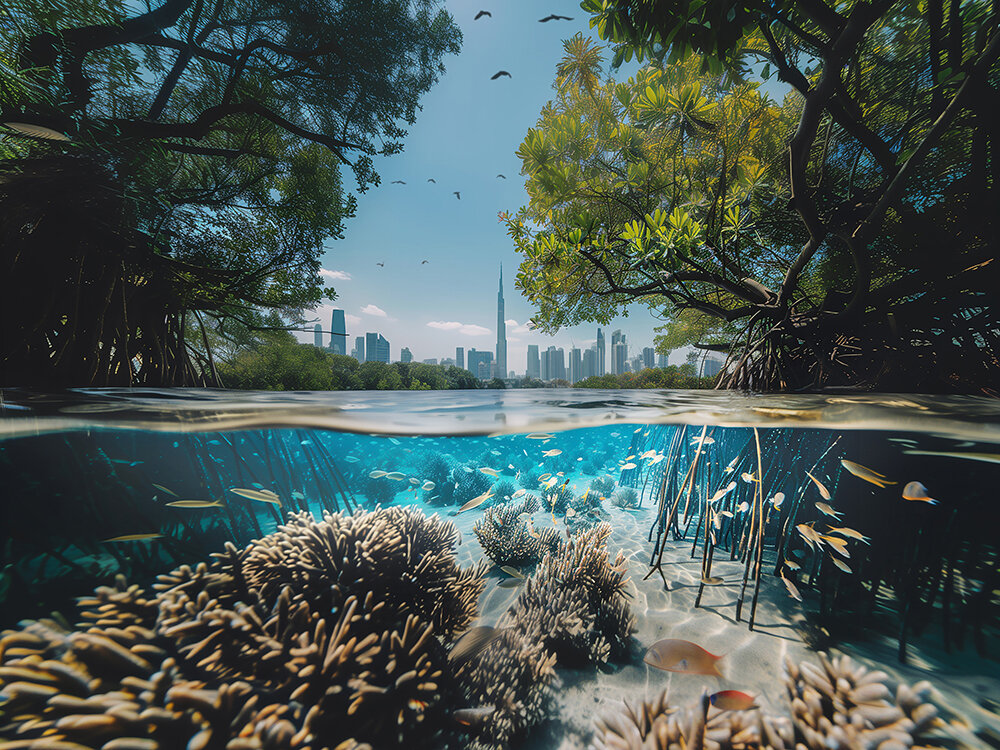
569;347;582;384
441;357;455;367
611;330;627;375
526;344;540;379
400;347;412;363
330;309;347;355
467;349;493;380
313;324;323;348
643;347;655;370
596;328;606;376
582;347;596;379
701;353;726;378
495;265;507;381
352;336;365;362
365;332;389;363
455;346;464;370
542;346;565;381
657;352;670;368
422;358;438;365
630;355;643;373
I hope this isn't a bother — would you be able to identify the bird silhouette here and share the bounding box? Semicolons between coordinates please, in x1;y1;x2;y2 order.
376;262;384;267
453;191;461;200
490;71;511;80
539;14;573;22
391;180;406;184
474;10;491;19
421;260;429;264
496;174;506;179
427;178;436;183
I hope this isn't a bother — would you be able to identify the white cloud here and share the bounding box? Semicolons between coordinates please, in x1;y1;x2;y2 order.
346;313;362;326
504;318;535;336
360;304;388;318
319;268;351;281
427;321;492;336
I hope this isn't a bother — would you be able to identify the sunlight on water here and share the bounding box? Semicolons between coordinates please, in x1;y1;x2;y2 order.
1;389;998;749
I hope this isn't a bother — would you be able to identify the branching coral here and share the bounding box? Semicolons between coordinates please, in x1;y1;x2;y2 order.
591;654;942;750
503;523;634;667
455;469;494;508
0;507;486;750
472;496;560;567
590;476;617;498
611;487;639;509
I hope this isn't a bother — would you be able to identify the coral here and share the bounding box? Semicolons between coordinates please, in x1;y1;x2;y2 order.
419;452;456;504
591;653;942;750
362;472;398;505
540;483;574;515
453;628;558;750
489;479;518;506
472;496;561;567
503;523;634;667
592;690;795;750
454;468;494;507
611;487;639;509
590;475;617;498
783;652;940;749
0;508;487;750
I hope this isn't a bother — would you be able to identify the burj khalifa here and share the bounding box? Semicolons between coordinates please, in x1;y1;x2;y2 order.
495;264;507;379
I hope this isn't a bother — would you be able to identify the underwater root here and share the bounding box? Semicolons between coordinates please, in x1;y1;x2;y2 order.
591;652;941;750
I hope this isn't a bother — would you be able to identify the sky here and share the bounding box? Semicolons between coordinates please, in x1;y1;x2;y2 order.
292;0;680;374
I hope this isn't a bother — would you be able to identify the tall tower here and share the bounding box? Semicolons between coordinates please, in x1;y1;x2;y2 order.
495;264;507;380
596;328;606;376
330;309;347;355
313;324;323;348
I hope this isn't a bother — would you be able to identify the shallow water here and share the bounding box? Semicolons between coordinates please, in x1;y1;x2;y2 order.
0;389;998;749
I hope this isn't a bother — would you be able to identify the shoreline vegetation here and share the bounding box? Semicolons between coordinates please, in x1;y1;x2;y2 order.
217;333;716;390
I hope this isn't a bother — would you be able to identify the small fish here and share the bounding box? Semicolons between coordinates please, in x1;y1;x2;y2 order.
458;489;494;512
724;457;739;473
796;523;823;548
649;454;665;465
369;470;388;479
840;459;897;487
644;639;723;677
422;481;436;491
450;626;501;666
152;483;178;497
710;690;758;711
821;535;850;558
557;471;565;477
708;482;737;504
806;472;831;499
512;488;526;498
621;462;637;470
500;565;525;579
388;437;401;445
691;436;715;445
830;556;853;574
543;449;562;457
736;502;749;513
626;454;636;460
741;472;756;483
299;440;312;446
611;432;620;437
784;560;801;571
701;575;723;585
453;706;496;727
508;464;515;469
291;491;306;500
166;500;222;508
230;488;281;506
491;450;502;455
640;450;657;459
103;533;163;543
545;477;558;488
781;574;802;601
826;526;870;544
527;433;554;440
385;472;407;481
814;501;843;519
480;467;500;478
344;456;360;462
538;473;552;482
770;492;786;509
718;510;734;518
901;481;938;504
110;459;144;466
409;478;420;485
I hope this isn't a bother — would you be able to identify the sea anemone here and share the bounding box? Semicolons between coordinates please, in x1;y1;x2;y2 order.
489;479;518;506
472;496;560;567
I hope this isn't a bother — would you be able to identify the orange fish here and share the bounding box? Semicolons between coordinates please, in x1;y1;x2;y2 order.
644;638;723;677
709;690;758;711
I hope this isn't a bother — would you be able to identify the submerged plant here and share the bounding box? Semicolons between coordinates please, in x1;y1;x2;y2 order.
590;475;617;498
611;487;639;509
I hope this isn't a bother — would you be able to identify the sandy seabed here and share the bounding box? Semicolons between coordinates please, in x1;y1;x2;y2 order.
405;487;1000;749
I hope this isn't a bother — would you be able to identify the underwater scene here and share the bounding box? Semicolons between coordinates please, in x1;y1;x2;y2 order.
1;390;999;750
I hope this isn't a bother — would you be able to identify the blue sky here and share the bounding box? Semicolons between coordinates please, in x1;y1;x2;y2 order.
294;0;676;374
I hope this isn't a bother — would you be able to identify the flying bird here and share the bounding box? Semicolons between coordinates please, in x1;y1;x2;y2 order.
490;71;511;80
421;260;429;264
539;14;573;22
496;174;506;179
376;262;384;267
391;180;406;184
427;178;436;183
475;10;491;19
453;191;461;200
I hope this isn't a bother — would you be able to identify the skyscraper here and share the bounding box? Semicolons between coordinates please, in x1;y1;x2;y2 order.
467;349;493;380
611;330;627;375
352;336;365;362
643;347;655;370
569;347;582;384
365;332;390;363
400;347;412;363
455;347;464;370
582;347;596;379
330;309;347;355
495;265;507;381
543;346;565;381
657;352;670;368
596;328;606;376
313;324;323;348
526;345;540;379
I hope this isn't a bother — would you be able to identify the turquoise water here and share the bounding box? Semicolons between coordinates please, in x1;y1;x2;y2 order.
0;389;998;749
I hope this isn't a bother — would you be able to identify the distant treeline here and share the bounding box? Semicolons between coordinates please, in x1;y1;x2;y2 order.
219;337;479;391
572;365;715;389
